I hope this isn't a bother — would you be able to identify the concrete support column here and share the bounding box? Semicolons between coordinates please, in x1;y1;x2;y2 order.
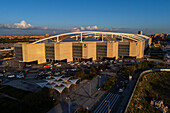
81;33;82;42
57;36;59;42
102;34;104;42
121;36;123;42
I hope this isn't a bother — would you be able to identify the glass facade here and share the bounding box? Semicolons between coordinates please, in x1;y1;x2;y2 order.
45;44;55;59
14;47;23;60
96;43;107;59
73;43;82;58
118;42;130;56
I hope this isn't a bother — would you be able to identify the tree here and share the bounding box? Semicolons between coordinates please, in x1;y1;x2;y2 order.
0;55;3;59
148;61;156;68
158;62;165;67
5;53;10;58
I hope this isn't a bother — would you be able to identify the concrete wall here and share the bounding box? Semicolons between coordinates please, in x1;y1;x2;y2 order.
82;42;96;60
113;42;119;59
129;41;145;59
149;38;152;47
129;42;137;57
107;42;118;59
55;42;73;62
22;43;46;64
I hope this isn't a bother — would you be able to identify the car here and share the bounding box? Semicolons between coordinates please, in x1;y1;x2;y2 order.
25;64;32;68
131;60;135;63
8;75;15;78
125;80;129;84
119;60;123;63
71;69;76;71
16;74;24;78
119;88;124;93
0;73;3;77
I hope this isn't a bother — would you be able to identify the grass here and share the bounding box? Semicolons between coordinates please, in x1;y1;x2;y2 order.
127;71;170;113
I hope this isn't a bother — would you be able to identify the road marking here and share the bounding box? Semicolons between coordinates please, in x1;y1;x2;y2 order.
94;93;120;113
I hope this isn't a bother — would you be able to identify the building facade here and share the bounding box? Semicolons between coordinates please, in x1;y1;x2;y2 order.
14;31;152;64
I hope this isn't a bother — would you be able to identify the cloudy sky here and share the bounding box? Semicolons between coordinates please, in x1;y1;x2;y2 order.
0;0;170;35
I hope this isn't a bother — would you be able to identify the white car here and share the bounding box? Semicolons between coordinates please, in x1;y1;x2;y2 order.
8;75;15;78
119;88;124;93
16;74;24;78
71;69;76;71
26;64;32;68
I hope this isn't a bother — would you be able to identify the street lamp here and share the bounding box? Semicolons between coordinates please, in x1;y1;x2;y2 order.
97;75;101;89
88;82;91;96
105;100;111;113
66;97;71;113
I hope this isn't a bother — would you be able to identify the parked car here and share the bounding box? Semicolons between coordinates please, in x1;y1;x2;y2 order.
119;88;124;93
8;75;15;78
0;73;3;77
125;80;129;84
16;74;24;78
25;64;32;68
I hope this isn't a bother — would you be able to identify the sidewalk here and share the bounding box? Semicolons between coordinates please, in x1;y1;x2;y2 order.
48;75;107;113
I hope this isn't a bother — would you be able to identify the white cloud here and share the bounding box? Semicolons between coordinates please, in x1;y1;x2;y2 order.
14;20;33;29
72;27;80;32
86;25;98;30
73;25;98;31
42;26;48;30
0;21;122;33
80;27;85;30
0;20;34;29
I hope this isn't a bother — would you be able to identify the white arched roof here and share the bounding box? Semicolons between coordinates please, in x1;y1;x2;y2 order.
32;31;150;44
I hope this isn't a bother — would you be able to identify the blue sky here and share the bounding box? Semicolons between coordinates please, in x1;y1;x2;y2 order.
0;0;170;35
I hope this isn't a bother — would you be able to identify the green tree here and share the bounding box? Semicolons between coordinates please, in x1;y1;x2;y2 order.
0;55;3;59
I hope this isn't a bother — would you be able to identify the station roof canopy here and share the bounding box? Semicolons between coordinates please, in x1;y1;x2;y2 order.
32;31;151;44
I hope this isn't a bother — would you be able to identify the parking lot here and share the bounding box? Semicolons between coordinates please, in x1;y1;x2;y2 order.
0;58;145;112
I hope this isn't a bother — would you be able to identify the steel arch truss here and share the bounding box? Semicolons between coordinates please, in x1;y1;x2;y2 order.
32;31;150;44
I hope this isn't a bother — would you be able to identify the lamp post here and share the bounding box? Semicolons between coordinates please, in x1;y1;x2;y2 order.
105;100;111;113
88;82;91;97
66;97;71;113
98;75;101;89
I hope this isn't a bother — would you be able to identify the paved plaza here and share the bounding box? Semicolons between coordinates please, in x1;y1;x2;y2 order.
48;75;108;113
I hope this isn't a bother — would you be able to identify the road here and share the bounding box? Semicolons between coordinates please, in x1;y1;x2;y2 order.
94;93;120;113
115;72;140;113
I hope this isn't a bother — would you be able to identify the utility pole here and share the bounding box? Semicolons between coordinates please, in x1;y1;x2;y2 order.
66;97;71;113
121;35;123;42
111;34;113;38
81;33;82;42
57;36;59;42
88;82;91;96
98;75;101;89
